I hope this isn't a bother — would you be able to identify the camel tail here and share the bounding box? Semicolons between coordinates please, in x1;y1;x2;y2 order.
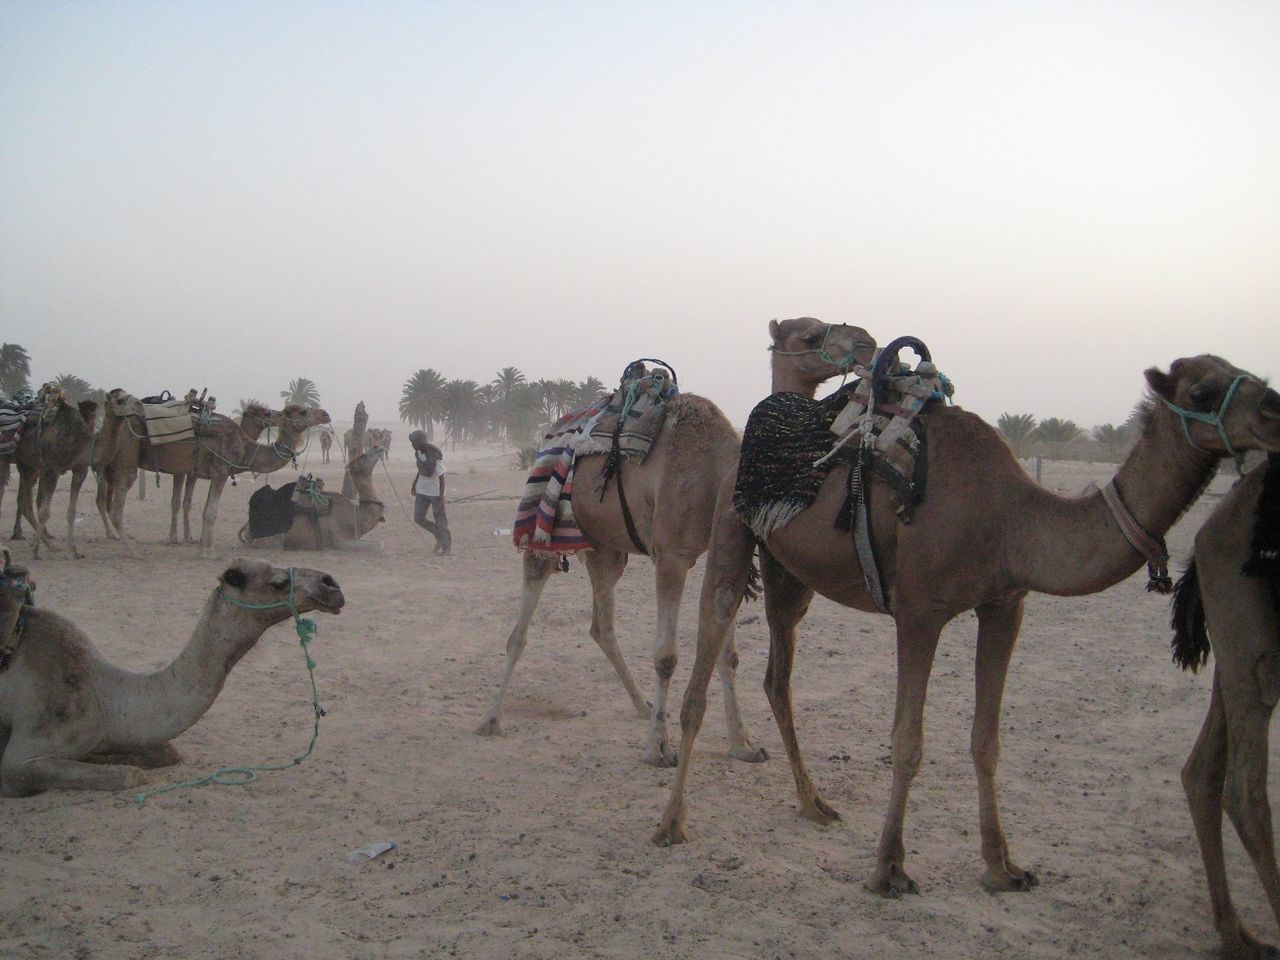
1170;559;1210;673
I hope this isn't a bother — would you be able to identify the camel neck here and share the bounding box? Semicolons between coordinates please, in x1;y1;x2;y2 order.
102;594;282;747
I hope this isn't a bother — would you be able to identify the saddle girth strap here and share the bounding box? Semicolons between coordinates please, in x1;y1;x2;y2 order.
614;459;650;556
850;450;891;614
1101;478;1172;593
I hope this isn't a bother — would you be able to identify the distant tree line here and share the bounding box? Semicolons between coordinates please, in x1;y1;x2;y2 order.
996;406;1146;462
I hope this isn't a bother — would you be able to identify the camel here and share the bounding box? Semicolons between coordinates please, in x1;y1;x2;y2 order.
1172;454;1280;959
475;391;765;768
342;401;369;462
0;389;98;558
367;428;391;460
0;558;344;795
241;445;387;551
319;429;332;463
653;317;1280;898
163;402;280;546
97;391;330;559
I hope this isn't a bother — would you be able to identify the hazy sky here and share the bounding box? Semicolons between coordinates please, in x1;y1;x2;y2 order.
2;1;1277;431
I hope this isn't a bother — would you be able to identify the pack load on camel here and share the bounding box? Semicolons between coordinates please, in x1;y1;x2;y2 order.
734;335;953;611
512;359;678;556
0;389;37;458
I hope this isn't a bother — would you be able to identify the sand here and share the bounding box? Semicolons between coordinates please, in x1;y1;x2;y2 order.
0;431;1267;959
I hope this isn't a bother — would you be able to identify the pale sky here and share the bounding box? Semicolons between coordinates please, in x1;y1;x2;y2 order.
2;0;1277;432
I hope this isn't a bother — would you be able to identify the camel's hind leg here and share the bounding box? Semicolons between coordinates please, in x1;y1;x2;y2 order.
758;546;830;822
653;503;756;846
196;475;228;559
475;552;559;736
63;466;88;557
32;469;64;560
639;545;695;767
580;547;651;722
971;595;1037;892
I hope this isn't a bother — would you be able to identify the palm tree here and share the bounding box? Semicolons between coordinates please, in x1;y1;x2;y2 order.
441;378;481;446
491;366;526;404
233;398;263;418
1033;417;1084;459
281;377;321;408
399;368;446;440
575;376;606;407
996;413;1037;458
1091;423;1133;462
50;373;102;405
0;343;31;397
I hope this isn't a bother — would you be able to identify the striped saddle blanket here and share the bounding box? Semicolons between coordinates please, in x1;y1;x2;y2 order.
0;400;35;457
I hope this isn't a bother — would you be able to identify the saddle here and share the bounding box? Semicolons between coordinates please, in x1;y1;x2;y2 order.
0;549;36;673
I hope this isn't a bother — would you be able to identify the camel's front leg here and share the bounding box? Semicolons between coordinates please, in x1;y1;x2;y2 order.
30;471;60;560
653;498;755;846
579;547;649;720
642;547;695;767
868;610;944;898
182;474;198;544
196;474;228;559
106;469;138;557
475;551;558;736
63;466;88;558
759;547;829;821
167;475;184;544
972;596;1037;892
718;616;767;762
1;755;147;796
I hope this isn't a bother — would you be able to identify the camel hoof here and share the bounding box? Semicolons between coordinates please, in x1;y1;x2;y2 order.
981;862;1039;893
9;532;24;541
798;798;841;825
474;716;504;737
641;743;678;768
652;821;688;847
728;744;769;763
866;865;920;898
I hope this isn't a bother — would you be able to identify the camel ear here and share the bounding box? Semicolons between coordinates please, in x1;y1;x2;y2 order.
1144;366;1174;401
221;567;248;591
769;319;783;345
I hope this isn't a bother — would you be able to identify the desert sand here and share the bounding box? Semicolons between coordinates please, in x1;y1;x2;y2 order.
0;426;1268;959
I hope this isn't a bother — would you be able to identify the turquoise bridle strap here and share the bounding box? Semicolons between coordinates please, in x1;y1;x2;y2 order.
770;324;863;372
1162;374;1248;473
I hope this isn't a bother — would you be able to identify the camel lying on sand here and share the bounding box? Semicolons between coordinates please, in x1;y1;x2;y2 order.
1172;454;1280;959
654;317;1280;899
0;558;344;796
476;391;764;768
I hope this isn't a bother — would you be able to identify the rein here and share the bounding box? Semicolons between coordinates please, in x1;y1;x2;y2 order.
134;569;326;803
769;323;867;373
1162;374;1249;474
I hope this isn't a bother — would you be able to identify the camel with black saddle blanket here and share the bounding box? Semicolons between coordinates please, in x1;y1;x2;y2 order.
654;316;1280;907
477;360;766;769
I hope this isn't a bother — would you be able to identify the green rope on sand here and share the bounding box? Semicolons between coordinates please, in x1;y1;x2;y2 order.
134;572;325;804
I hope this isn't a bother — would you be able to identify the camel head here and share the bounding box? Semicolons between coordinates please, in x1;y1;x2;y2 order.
353;401;368;427
346;445;383;478
1145;355;1280;460
105;388;145;419
768;317;877;396
280;404;331;432
216;559;345;623
239;401;279;430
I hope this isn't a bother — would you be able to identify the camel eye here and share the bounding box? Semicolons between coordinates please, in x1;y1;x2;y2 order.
1188;384;1214;408
270;574;291;592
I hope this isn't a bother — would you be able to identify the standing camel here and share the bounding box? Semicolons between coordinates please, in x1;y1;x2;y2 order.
653;317;1280;898
342;401;369;462
475;392;764;768
164;402;280;545
97;391;330;559
0;390;98;558
319;430;332;464
1172;454;1280;959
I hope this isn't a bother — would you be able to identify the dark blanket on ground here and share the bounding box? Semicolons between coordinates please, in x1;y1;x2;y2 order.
247;482;299;540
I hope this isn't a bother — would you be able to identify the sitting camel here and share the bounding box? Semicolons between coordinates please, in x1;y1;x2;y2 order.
0;558;344;795
654;317;1280;898
241;446;386;551
476;391;764;768
96;391;330;559
1172;453;1280;959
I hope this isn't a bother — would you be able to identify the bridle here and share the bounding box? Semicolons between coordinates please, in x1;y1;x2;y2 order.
1162;374;1251;473
769;323;867;373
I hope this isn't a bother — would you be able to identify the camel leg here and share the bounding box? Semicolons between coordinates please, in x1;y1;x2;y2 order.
718;616;767;762
1;753;146;796
475;552;558;736
196;474;228;559
641;546;697;767
168;475;183;543
88;743;183;768
13;470;38;546
653;504;756;846
1183;672;1276;960
32;469;64;560
1;463;20;540
581;547;651;723
759;547;834;822
106;468;138;557
971;595;1037;892
867;610;946;898
64;466;87;557
182;475;197;544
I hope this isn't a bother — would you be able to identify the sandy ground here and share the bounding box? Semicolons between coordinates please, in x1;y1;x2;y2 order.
0;426;1270;959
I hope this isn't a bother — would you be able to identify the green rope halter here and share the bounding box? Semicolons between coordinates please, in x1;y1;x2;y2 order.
769;323;865;373
134;568;325;804
1162;374;1249;474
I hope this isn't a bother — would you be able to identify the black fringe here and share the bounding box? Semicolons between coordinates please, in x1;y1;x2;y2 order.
1243;454;1280;579
1170;559;1210;673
